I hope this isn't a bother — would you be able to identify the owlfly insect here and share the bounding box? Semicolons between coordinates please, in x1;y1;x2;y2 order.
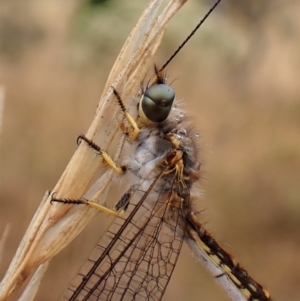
50;1;273;301
0;1;276;301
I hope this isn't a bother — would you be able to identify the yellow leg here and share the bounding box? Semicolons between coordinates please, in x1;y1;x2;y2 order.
81;200;122;216
124;112;140;141
51;197;123;217
101;152;125;174
78;134;125;174
111;86;140;141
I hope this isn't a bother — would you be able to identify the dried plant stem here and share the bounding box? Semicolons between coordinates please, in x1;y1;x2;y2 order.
0;1;188;300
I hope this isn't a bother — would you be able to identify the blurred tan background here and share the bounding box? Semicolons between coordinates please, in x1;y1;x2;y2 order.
0;0;299;300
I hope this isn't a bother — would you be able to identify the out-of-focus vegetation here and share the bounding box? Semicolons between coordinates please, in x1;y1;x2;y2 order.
0;0;299;300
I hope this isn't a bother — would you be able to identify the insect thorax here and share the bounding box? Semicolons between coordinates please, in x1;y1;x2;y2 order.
122;101;201;212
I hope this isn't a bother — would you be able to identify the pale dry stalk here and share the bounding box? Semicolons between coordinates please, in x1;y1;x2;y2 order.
0;1;188;300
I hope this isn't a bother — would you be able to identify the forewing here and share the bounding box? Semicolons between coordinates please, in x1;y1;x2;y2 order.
61;178;186;301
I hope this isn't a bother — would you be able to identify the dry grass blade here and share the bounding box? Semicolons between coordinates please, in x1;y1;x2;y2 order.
0;1;188;300
18;262;49;301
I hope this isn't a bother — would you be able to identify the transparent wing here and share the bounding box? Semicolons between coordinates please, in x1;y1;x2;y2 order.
61;176;186;301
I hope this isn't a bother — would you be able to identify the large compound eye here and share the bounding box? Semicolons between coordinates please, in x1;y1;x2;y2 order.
139;84;175;123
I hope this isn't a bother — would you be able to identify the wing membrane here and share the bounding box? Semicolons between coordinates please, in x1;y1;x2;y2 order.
62;173;186;301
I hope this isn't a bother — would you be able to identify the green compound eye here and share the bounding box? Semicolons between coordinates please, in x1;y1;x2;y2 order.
140;84;175;123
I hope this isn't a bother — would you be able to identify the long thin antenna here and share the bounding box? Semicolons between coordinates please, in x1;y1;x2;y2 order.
159;0;223;72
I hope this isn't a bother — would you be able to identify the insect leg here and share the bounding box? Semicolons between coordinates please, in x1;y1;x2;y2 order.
51;187;134;217
77;134;126;174
111;86;140;141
